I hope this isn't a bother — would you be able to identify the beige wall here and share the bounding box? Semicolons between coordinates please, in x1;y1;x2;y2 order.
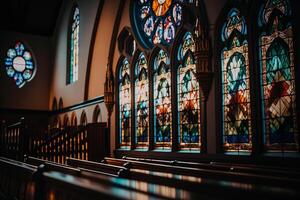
88;0;120;99
50;0;100;108
0;31;52;110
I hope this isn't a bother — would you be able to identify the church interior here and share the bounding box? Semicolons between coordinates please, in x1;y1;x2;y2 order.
1;0;300;199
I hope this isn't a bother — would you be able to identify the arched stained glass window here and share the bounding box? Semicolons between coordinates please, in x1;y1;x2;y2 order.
134;53;149;148
221;8;252;152
177;32;201;151
119;58;132;149
258;0;298;151
4;42;36;88
153;49;172;150
131;0;186;49
68;6;79;84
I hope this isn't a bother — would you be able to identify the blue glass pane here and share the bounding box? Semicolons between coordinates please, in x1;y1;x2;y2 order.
259;0;298;152
4;42;35;88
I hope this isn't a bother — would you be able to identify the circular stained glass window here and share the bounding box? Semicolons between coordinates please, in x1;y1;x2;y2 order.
4;42;36;88
131;0;185;49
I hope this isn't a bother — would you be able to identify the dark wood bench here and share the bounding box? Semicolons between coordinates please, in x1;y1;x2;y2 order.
24;156;51;166
40;171;166;200
103;157;300;189
2;156;300;200
65;157;300;199
24;157;203;200
0;157;37;200
66;157;126;177
122;156;300;179
43;160;206;199
61;158;297;200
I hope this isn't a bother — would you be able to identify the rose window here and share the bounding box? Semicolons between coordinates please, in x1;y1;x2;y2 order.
4;42;36;88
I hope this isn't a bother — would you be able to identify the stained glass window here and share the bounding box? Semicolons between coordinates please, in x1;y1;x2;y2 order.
69;6;79;84
4;42;36;88
132;0;186;49
221;8;252;152
258;0;298;151
153;49;172;150
135;53;149;148
119;58;131;149
177;32;201;151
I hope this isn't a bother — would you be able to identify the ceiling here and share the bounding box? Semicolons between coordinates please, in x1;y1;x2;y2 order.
0;0;63;36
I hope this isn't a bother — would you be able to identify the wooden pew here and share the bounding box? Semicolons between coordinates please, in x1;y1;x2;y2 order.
66;157;300;199
103;157;300;190
25;156;56;167
0;157;37;200
40;171;168;200
122;156;300;179
25;157;203;200
35;159;204;200
2;156;300;200
66;157;127;177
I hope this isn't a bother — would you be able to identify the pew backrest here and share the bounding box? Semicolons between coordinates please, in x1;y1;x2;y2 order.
0;158;37;200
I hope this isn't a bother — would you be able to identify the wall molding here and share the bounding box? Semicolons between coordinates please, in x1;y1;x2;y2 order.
0;95;104;116
84;0;105;100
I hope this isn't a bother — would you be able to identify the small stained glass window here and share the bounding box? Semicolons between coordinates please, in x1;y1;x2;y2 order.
221;8;252;152
4;42;36;88
69;6;80;84
134;53;149;148
177;32;201;151
119;58;132;149
153;49;172;150
258;0;298;152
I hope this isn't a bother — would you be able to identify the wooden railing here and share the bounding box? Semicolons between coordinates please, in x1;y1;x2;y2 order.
0;118;29;161
31;122;109;163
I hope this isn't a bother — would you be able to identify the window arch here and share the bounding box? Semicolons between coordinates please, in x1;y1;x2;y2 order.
152;48;172;150
134;52;149;149
59;97;64;110
116;1;208;153
220;7;252;152
118;58;132;149
52;116;61;129
68;6;80;84
258;0;298;152
63;115;70;127
80;111;88;126
52;97;58;111
176;32;201;151
71;112;77;126
4;41;36;88
93;105;102;123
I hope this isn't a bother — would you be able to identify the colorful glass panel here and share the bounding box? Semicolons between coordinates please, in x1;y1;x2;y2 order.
119;59;131;148
4;42;36;88
178;55;201;151
177;32;195;61
259;0;298;151
221;8;252;152
69;7;79;84
153;49;172;149
132;0;186;49
135;53;149;148
177;32;201;151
